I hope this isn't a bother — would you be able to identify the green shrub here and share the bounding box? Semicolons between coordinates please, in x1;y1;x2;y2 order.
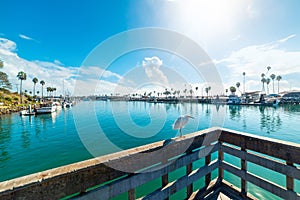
4;96;12;102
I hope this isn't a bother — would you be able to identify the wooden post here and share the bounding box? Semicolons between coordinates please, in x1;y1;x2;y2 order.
128;173;136;200
128;189;136;200
186;149;193;197
205;153;211;186
162;150;169;200
218;142;224;184
241;145;247;197
286;161;294;191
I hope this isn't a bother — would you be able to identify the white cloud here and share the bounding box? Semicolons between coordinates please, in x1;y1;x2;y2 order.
77;66;122;80
278;34;296;43
0;38;17;51
0;37;123;96
19;34;34;41
142;56;169;87
216;35;300;92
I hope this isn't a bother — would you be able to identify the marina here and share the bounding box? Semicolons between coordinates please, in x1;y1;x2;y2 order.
1;1;300;199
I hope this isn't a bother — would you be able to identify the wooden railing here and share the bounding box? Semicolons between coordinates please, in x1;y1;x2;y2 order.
219;128;300;200
0;127;299;199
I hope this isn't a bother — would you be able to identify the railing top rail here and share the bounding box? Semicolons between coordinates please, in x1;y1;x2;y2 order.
219;128;300;164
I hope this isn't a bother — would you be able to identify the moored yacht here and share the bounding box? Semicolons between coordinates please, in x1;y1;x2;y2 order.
35;102;56;114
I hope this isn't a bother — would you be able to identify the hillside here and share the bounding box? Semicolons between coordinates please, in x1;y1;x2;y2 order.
0;88;34;115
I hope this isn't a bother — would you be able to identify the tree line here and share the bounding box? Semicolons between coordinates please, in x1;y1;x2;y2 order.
0;59;57;103
229;66;282;96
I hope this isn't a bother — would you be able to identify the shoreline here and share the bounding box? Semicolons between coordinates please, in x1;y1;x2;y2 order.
0;106;26;115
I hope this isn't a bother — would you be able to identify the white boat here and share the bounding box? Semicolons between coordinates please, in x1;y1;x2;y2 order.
20;110;35;116
227;95;241;105
265;97;280;107
20;105;35;116
35;103;56;114
53;102;62;111
62;101;72;108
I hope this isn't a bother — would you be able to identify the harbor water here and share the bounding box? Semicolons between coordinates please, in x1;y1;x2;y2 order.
0;101;300;199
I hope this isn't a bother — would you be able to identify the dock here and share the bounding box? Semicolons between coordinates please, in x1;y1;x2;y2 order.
0;127;299;199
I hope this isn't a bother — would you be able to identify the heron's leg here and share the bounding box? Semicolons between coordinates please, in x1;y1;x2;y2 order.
180;128;182;137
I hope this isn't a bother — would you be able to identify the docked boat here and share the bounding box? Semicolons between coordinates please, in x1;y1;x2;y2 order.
227;95;241;105
62;101;72;108
265;97;280;107
35;103;56;114
20;105;35;116
53;102;62;111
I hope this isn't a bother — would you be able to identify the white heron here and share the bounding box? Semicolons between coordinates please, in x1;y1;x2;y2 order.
172;115;194;137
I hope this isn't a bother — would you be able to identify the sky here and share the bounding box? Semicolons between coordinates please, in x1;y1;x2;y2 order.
1;0;300;96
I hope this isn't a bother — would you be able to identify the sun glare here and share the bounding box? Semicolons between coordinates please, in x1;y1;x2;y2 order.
169;0;245;40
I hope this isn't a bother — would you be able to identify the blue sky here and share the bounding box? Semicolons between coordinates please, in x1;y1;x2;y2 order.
1;0;300;96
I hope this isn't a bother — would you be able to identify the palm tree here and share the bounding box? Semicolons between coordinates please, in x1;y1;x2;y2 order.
276;75;282;94
236;82;241;95
176;90;180;97
270;74;276;94
17;71;27;103
32;77;38;97
230;86;236;95
266;66;271;75
46;87;51;97
189;89;193;97
205;86;211;98
261;78;267;93
195;86;198;96
225;89;228;96
266;78;271;94
40;80;45;99
53;87;57;97
261;73;266;92
183;88;187;98
242;72;246;94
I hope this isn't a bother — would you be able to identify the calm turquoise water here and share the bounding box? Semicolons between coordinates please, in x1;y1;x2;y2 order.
1;101;300;199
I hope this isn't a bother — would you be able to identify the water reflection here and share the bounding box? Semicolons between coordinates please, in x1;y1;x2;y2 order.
228;105;241;120
227;105;283;134
35;111;59;126
0;115;12;165
259;106;282;134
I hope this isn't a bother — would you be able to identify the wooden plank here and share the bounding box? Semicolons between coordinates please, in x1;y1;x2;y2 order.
221;161;300;200
241;144;247;197
0;162;126;200
219;128;300;165
142;160;219;200
218;142;224;183
186;155;193;198
220;180;257;200
128;189;136;200
188;178;220;200
205;154;211;186
286;161;294;191
221;144;300;180
107;128;221;173
185;144;195;199
75;144;219;199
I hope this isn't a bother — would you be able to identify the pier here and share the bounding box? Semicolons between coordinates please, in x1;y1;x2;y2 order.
0;127;299;199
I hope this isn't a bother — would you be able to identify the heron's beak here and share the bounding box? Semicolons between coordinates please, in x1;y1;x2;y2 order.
189;116;194;119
